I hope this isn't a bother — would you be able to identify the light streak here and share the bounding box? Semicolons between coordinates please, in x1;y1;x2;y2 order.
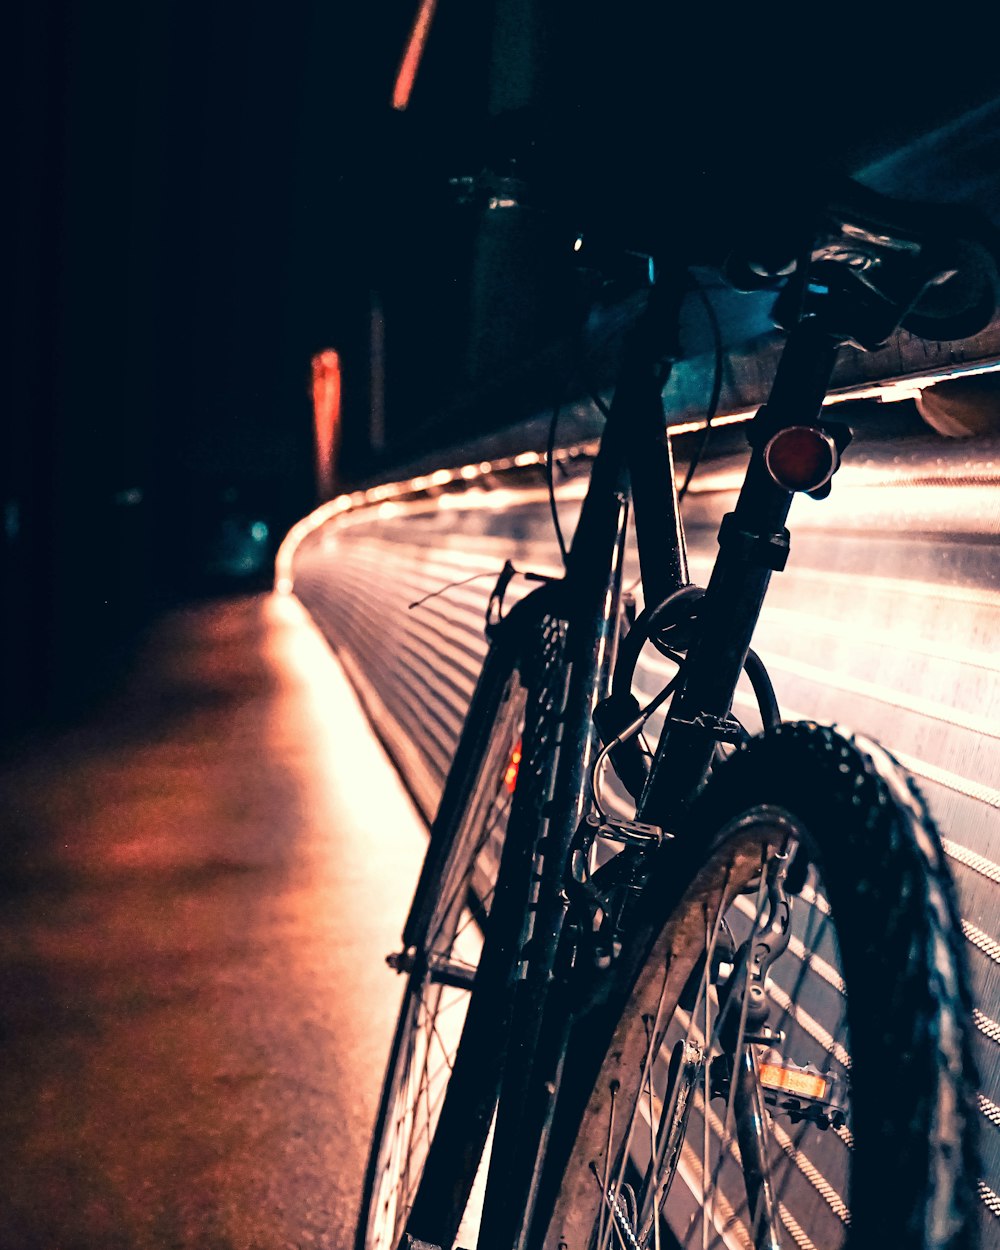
392;0;439;111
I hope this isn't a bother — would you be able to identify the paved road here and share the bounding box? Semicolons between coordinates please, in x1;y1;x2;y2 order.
0;594;426;1250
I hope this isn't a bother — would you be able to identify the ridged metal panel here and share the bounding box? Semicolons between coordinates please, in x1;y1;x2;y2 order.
290;424;1000;1235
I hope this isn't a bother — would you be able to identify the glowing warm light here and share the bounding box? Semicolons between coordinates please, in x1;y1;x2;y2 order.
274;471;584;592
392;0;439;110
274;494;352;593
668;410;756;438
263;591;427;890
275;352;1000;595
503;740;522;793
437;488;485;510
311;349;341;500
825;358;1000;406
475;488;526;511
667;358;1000;439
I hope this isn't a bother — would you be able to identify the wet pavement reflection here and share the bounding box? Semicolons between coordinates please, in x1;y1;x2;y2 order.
0;594;426;1249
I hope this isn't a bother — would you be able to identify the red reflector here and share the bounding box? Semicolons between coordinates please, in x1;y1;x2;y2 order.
764;426;839;492
503;741;522;794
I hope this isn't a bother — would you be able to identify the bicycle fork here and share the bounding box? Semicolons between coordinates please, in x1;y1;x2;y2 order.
638;315;845;826
485;283;698;1250
477;484;633;1250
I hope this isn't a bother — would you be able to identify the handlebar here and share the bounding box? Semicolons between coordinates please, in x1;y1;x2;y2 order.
446;167;1000;351
724;175;1000;347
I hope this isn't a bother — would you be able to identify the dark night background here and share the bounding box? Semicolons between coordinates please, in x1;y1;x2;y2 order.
11;0;413;730
11;1;1000;734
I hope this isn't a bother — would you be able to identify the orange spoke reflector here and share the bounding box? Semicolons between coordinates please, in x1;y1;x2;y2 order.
503;740;522;793
757;1063;830;1101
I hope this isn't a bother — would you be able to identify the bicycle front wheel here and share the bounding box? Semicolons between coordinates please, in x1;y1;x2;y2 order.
532;722;978;1250
356;597;567;1250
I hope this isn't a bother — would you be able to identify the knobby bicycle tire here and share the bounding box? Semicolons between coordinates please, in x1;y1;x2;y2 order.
529;721;978;1250
356;589;568;1250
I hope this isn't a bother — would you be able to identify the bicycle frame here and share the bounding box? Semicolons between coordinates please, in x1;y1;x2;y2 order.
477;275;846;1250
371;175;997;1250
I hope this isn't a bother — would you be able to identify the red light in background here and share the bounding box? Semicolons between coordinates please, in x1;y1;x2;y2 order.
312;349;341;501
392;0;439;111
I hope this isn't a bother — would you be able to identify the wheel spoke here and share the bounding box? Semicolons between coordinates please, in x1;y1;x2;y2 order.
359;669;532;1250
606;881;735;1248
598;1081;619;1250
553;813;861;1250
710;860;772;1239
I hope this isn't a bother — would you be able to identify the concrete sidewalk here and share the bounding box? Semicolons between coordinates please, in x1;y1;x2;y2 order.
0;594;426;1249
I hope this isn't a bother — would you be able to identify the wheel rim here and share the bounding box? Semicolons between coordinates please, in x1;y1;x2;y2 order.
365;672;527;1250
546;809;853;1250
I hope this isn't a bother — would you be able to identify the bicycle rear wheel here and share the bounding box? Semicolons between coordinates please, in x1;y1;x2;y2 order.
531;722;978;1250
356;597;567;1250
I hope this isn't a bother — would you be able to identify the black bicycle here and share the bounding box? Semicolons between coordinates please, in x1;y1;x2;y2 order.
355;177;998;1250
